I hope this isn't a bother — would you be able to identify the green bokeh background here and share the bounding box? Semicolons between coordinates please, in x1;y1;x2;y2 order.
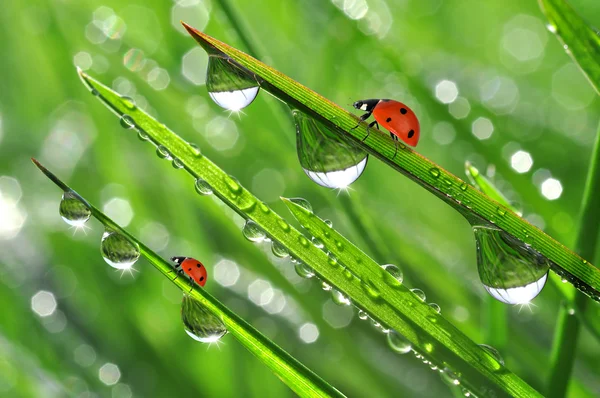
1;0;599;396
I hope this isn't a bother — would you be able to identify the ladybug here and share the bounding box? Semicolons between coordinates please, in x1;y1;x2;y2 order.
171;256;207;289
352;99;420;150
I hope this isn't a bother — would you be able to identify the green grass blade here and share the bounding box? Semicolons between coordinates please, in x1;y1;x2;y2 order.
282;198;540;398
31;158;345;398
182;24;600;302
538;0;600;94
76;70;539;397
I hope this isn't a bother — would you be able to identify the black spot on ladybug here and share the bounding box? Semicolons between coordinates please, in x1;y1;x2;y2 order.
408;130;415;138
196;263;201;268
386;117;392;122
188;268;192;271
200;276;204;281
400;108;407;114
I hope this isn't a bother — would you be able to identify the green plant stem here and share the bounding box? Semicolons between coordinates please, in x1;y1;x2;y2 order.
547;121;600;397
183;25;600;301
32;158;345;398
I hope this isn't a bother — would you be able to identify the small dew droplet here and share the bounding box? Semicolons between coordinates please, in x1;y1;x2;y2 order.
188;143;202;157
496;207;506;217
387;330;412;354
411;288;426;302
120;114;135;129
312;237;324;249
181;294;227;343
100;231;140;270
59;191;91;227
223;175;242;195
479;343;505;366
460;182;468;191
242;220;266;243
137;130;150;141
324;219;333;228
358;310;368;320
322;281;333;291
429;168;440;178
362;278;381;300
120;95;137;110
298;235;310;247
331;289;351;306
277;219;291;232
381;264;403;288
271;241;289;258
156;145;172;160
327;252;338;267
428;303;441;314
294;262;315;279
289;197;313;212
172;158;184;169
194;178;213;196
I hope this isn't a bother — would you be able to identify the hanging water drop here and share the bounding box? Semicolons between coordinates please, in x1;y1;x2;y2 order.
293;109;368;189
181;294;227;343
289;197;313;212
312;237;324;249
357;310;368;320
271;241;289;258
120;95;136;110
381;264;403;288
440;369;461;386
172;158;184;169
294;262;315;279
242;220;266;242
411;288;426;301
100;231;140;269
188;143;202;157
428;303;441;313
473;223;549;304
137;130;149;141
120;114;135;129
194;178;213;195
331;289;351;306
59;191;91;227
206;56;260;111
156;145;171;160
322;281;333;291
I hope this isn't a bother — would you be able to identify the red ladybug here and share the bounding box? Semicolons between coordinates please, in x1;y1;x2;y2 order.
353;99;420;148
171;256;207;288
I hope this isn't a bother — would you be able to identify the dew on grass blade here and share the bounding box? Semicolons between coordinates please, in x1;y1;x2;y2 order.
271;241;289;258
242;220;266;242
59;191;91;227
381;264;403;288
194;178;213;196
100;230;140;269
293;110;368;189
206;56;259;111
181;294;227;343
289;197;313;212
331;289;351;306
119;114;135;129
411;288;426;301
294;262;315;279
357;310;368;320
473;223;549;304
479;344;505;367
387;330;412;354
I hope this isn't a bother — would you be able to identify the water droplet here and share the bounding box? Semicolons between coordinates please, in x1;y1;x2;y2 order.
411;288;426;301
440;369;461;386
358;310;368;320
331;289;351;306
343;268;353;280
381;264;403;288
567;307;575;315
387;330;412;354
473;224;549;304
293;110;368;189
297;235;309;248
429;168;440;178
271;241;289;258
295;262;315;279
137;130;150;141
327;252;338;267
206;56;259;111
181;294;227;343
496;207;506;217
172;158;184;169
362;278;381;300
91;88;100;96
194;179;213;196
322;281;332;291
460;182;468;191
461;388;472;397
312;237;324;249
242;220;266;242
259;202;270;214
479;344;505;366
428;303;441;313
100;231;140;269
156;145;171;160
223;175;242;195
120;96;136;110
289;197;313;212
59;191;91;227
277;219;290;232
189;143;202;157
424;343;434;353
120;114;135;129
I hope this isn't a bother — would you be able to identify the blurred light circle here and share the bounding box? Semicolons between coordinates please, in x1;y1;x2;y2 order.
214;259;240;287
322;300;354;328
552;63;596;110
73;52;93;71
298;323;319;343
204;117;239;152
252;168;286;203
147;67;170;91
248;279;274;306
123;49;146;72
74;344;97;367
471;117;494;140
182;47;209;85
541;178;562;200
103;198;133;227
31;290;57;317
171;2;210;35
139;222;169;251
510;150;533;173
448;97;470;119
99;363;121;386
435;80;458;104
432;122;456;145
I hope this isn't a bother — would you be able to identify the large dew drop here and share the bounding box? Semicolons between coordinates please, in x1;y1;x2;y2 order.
387;330;412;354
474;224;549;304
59;191;91;227
293;110;368;189
206;56;259;111
100;231;140;270
242;220;266;242
181;294;227;343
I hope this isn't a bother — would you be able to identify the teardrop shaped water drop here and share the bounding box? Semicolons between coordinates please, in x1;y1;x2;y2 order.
411;288;426;302
479;344;505;366
312;237;324;249
120;114;135;129
120;95;136;110
331;289;351;306
381;264;403;288
194;178;213;195
271;241;289;258
189;143;202;157
172;158;184;169
59;191;91;227
156;145;171;160
206;56;259;111
293;109;368;189
289;197;313;212
387;330;412;354
294;262;315;279
473;223;549;304
181;294;227;343
242;220;266;242
324;219;333;228
100;231;140;269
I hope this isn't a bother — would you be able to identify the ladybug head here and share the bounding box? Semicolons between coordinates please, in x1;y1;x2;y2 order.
353;100;366;111
171;256;186;265
353;99;379;112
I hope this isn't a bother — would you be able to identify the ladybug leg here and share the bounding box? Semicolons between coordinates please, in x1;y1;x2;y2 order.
351;112;372;132
390;133;399;159
362;120;379;142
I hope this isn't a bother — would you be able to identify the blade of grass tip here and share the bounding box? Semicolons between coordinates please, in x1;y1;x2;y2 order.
538;0;600;94
31;158;345;398
182;25;600;302
78;70;538;397
547;121;600;397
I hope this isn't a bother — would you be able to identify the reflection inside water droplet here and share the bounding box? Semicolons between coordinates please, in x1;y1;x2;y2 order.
331;289;351;306
59;191;91;227
100;231;140;269
271;241;289;258
387;330;412;354
194;178;213;196
411;288;426;302
120;114;135;129
294;262;315;279
289;197;313;212
473;223;549;304
242;220;266;242
293;110;368;189
206;56;260;111
181;294;227;343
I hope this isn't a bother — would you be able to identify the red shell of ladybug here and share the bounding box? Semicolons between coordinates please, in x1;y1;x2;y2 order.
353;99;420;147
172;256;207;287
